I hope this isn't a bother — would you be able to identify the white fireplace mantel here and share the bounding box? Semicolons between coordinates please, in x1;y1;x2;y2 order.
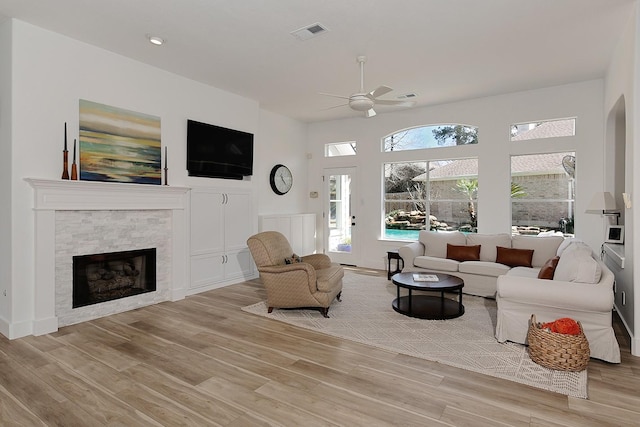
25;178;189;211
25;178;190;336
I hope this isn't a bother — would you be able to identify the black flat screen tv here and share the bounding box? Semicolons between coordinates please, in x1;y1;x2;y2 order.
187;119;254;179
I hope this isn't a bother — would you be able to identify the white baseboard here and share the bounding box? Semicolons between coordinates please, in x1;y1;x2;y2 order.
0;316;10;338
32;316;59;336
614;303;638;357
0;317;37;339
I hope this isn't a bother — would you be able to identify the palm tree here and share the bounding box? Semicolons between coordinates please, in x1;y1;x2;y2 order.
511;182;526;198
456;179;478;227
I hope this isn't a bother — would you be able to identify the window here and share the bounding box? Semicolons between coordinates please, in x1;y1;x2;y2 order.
384;159;478;240
511;152;575;235
325;141;356;157
383;124;478;152
511;118;576;141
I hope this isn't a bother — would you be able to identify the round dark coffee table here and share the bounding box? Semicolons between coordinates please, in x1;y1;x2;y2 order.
391;272;464;319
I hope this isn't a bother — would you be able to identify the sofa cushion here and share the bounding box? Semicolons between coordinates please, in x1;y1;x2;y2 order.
505;266;541;278
459;261;511;277
554;243;602;284
512;235;564;267
414;256;459;272
446;244;481;261
466;233;511;262
419;231;466;258
496;246;534;267
537;256;560;279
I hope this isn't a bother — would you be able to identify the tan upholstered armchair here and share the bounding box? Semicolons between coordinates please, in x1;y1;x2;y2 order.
247;231;343;317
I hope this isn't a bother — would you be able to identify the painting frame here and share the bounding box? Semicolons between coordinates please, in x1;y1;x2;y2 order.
79;99;162;185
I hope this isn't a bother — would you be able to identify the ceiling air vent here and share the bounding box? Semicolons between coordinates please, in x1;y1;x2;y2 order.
291;23;328;41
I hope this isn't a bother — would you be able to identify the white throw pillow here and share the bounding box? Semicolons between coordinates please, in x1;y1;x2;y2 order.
554;242;602;283
556;237;583;257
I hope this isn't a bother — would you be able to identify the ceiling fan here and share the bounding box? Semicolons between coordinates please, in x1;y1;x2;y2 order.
320;56;416;118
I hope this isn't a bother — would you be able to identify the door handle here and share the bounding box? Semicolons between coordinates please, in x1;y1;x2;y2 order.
351;215;356;226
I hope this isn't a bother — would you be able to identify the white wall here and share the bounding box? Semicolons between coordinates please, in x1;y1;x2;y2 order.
2;19;307;338
307;80;605;271
256;109;309;215
605;5;638;354
0;19;13;333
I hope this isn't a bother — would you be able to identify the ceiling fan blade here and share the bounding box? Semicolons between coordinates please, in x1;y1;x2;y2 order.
365;108;377;118
369;85;393;99
374;99;417;107
318;92;350;100
322;103;349;111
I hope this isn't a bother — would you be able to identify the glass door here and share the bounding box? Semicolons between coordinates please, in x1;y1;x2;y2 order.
324;167;357;265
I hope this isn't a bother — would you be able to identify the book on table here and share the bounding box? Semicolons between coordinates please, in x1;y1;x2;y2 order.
413;273;439;282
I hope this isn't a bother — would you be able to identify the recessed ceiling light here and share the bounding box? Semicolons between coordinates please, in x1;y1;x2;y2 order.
148;35;164;46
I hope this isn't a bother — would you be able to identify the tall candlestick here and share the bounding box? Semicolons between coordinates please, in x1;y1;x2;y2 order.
71;139;78;180
164;146;168;186
61;122;69;179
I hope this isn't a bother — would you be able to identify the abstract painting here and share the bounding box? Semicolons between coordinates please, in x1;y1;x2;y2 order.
79;99;161;184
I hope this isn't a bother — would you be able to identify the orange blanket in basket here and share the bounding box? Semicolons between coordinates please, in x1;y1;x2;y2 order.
540;318;581;335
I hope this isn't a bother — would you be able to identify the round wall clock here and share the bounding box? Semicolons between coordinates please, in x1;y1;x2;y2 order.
269;164;293;195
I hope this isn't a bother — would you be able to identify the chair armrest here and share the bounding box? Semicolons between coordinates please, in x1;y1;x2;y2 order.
258;263;318;294
259;262;316;275
301;253;333;270
398;241;424;268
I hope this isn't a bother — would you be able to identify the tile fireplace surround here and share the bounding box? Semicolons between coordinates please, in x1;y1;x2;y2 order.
25;178;190;336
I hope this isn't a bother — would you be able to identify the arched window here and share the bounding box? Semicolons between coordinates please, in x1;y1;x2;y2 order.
383;124;478;152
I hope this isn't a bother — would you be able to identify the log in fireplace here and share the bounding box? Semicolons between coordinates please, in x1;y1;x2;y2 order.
73;248;157;308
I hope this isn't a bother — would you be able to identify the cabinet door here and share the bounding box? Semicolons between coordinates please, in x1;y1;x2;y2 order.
224;191;253;251
190;252;225;288
191;189;224;255
224;248;254;280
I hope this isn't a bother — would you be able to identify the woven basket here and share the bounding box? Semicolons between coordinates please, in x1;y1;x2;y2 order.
527;314;590;372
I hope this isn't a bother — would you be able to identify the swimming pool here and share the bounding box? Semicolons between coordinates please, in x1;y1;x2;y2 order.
384;228;420;241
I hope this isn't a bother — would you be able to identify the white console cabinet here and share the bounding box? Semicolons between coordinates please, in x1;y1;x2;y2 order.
189;188;255;292
259;213;316;255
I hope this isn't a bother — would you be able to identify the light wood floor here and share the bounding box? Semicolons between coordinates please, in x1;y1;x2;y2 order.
1;269;639;426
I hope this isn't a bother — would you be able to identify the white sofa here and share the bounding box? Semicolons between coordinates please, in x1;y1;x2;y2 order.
496;240;620;363
398;230;564;297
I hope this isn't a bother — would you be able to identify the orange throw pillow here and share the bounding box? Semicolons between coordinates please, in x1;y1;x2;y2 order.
537;256;560;279
496;246;534;268
446;244;481;261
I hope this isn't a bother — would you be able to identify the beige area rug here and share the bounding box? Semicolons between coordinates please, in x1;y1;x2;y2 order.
242;270;588;398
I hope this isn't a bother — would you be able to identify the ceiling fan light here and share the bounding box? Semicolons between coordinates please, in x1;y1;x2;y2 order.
349;95;374;111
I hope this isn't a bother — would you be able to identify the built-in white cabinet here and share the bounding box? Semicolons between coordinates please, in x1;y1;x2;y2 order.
189;188;255;292
259;213;316;255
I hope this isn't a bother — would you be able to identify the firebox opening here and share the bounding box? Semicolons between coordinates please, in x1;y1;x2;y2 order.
73;248;157;308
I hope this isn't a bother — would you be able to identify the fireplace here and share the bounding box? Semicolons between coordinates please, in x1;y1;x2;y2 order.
25;178;189;337
73;248;157;308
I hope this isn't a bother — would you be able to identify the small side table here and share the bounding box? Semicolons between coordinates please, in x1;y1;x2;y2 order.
387;250;404;280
